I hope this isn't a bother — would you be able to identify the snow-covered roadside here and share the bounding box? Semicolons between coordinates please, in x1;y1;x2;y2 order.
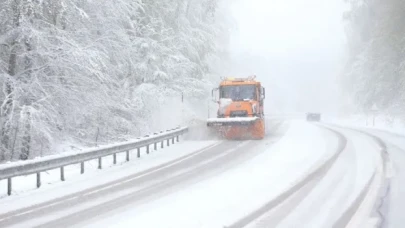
0;140;218;214
321;118;405;228
83;121;339;228
356;129;405;228
324;114;405;136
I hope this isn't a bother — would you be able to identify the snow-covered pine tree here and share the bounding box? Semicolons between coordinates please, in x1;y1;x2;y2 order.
0;0;231;161
343;0;405;115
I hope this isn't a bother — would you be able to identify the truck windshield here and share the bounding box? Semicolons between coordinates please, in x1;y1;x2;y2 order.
220;85;256;101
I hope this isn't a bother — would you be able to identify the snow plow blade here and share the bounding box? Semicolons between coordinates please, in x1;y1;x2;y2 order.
206;117;265;140
206;117;259;127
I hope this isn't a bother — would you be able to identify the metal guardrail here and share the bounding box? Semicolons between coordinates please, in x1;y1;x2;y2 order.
0;127;188;195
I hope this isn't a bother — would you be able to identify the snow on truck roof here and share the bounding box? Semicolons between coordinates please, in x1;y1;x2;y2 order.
220;76;261;85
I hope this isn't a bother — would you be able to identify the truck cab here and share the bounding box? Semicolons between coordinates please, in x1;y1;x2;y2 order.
207;76;266;140
215;77;265;118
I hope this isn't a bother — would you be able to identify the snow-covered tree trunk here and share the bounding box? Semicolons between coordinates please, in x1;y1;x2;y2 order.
1;0;21;161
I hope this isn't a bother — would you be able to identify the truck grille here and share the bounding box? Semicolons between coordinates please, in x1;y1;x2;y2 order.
230;110;248;117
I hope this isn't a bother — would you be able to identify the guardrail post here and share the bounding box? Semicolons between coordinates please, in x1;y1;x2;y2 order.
137;148;140;158
154;142;157;151
167;139;170;147
113;153;117;164
177;135;179;142
98;157;102;169
161;141;164;148
36;173;41;188
172;137;175;144
61;167;65;181
81;162;85;174
7;178;12;196
146;145;150;154
126;150;130;161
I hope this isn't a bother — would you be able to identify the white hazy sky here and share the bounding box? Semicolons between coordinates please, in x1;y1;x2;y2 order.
226;0;348;114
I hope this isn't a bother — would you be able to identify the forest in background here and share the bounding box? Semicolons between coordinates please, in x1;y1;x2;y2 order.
343;0;405;116
0;0;231;161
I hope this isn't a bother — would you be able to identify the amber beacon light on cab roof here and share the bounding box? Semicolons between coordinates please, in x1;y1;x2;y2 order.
207;76;266;140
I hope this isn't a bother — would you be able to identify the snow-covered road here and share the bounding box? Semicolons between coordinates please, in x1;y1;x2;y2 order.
0;120;400;228
246;125;384;228
83;121;337;228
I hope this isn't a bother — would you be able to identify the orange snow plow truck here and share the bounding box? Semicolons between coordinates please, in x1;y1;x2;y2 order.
207;76;266;140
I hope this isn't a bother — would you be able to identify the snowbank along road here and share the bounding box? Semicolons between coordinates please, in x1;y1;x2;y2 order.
0;119;398;228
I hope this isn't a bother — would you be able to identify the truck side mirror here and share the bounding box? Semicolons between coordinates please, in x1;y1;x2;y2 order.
261;87;266;100
212;88;219;103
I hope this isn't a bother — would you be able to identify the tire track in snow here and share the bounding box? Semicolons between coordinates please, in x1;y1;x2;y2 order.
339;128;392;228
35;141;277;228
227;125;348;228
309;125;388;228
